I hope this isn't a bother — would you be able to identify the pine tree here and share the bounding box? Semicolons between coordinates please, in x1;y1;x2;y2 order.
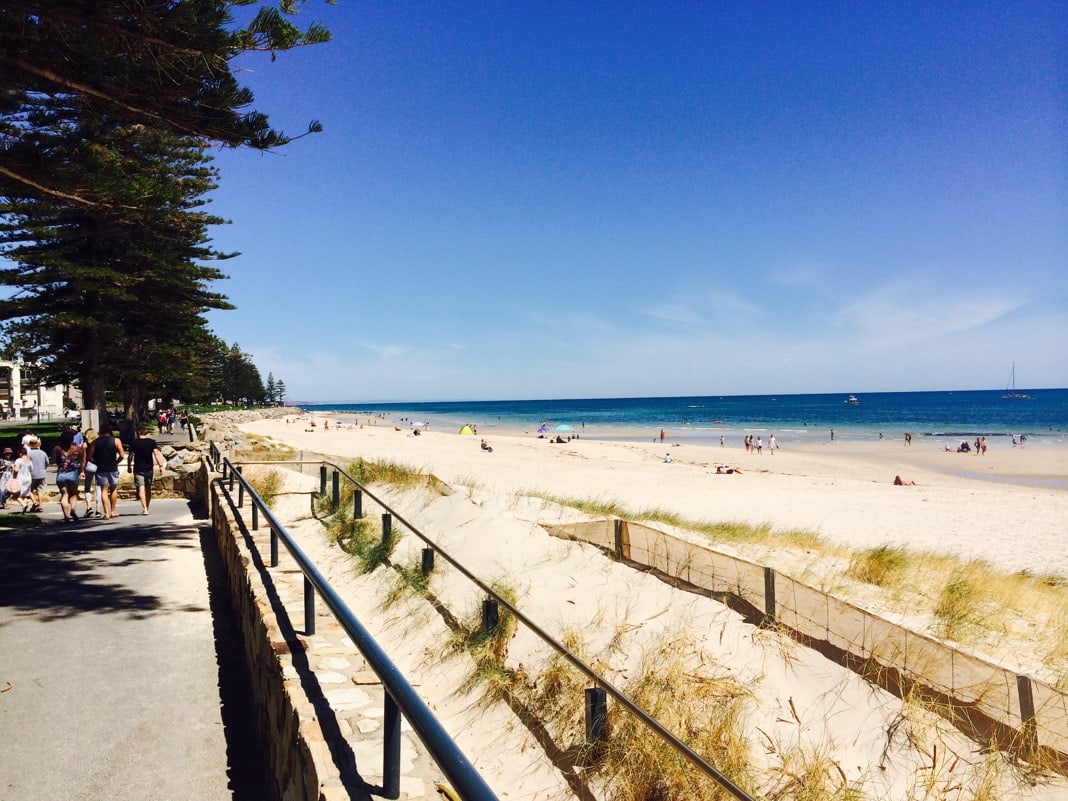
0;115;235;416
0;2;331;415
0;0;333;203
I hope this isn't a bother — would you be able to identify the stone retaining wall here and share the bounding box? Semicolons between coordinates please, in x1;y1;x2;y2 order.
209;473;363;801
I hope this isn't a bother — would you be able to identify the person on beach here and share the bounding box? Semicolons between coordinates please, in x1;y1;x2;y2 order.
893;475;917;486
769;434;777;454
89;427;125;519
480;438;493;453
660;429;665;443
904;432;912;446
128;426;165;515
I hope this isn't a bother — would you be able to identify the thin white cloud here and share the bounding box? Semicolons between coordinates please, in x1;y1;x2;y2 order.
636;288;761;330
834;284;1024;349
353;341;408;361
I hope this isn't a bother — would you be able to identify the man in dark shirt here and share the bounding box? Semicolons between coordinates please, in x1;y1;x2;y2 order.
127;426;165;515
88;428;125;519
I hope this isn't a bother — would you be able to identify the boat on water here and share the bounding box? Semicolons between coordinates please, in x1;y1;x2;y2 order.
845;395;859;405
1002;362;1032;399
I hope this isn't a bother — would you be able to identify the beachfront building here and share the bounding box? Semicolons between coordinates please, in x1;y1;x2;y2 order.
0;359;82;420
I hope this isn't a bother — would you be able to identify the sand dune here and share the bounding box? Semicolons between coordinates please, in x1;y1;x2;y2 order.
239;414;1068;800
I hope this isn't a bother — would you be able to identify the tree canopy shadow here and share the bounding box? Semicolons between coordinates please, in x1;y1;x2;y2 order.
0;516;208;623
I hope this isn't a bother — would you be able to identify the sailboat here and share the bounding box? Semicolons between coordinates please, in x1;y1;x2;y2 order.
1002;362;1032;399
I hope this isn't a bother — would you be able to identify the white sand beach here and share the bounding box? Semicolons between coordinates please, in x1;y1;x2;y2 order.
245;414;1068;577
239;413;1068;800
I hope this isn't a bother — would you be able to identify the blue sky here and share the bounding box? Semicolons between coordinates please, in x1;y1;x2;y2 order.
206;2;1066;402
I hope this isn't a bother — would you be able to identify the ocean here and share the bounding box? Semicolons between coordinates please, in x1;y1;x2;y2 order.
302;389;1068;449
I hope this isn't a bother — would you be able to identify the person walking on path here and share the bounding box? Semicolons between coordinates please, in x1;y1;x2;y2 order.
55;429;83;522
88;427;125;519
12;446;33;513
26;436;49;513
80;428;102;517
127;425;165;515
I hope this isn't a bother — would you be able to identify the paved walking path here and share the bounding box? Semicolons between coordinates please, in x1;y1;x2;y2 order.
0;497;266;801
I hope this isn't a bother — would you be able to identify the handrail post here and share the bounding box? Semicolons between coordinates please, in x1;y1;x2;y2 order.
422;548;435;575
354;488;363;519
251;501;259;531
382;513;392;546
482;598;499;634
382;692;402;799
236;467;244;508
304;575;315;635
319;464;327;496
331;470;340;510
270;526;278;568
585;687;608;743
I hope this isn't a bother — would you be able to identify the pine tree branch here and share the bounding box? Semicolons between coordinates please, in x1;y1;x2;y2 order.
0;163;94;206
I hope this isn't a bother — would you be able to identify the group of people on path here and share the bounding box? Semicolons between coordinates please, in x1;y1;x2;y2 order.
0;423;166;521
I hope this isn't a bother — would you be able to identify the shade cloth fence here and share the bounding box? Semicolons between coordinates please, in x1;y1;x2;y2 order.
545;518;1068;761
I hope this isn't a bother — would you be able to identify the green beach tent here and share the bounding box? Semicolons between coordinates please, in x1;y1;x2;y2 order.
458;425;475;435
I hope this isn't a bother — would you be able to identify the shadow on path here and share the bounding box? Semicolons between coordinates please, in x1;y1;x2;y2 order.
0;500;272;801
0;514;201;624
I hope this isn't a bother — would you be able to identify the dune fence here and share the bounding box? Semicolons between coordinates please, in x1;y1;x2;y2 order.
546;518;1068;768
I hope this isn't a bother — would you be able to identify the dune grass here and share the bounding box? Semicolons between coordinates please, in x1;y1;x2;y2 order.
847;545;910;587
243;467;284;508
590;634;757;801
524;490;815;549
323;502;397;573
344;457;440;491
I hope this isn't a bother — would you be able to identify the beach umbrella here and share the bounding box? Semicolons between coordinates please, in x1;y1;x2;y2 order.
458;425;474;435
555;424;573;432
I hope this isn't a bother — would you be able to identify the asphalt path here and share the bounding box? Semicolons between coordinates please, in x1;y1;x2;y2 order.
0;498;268;801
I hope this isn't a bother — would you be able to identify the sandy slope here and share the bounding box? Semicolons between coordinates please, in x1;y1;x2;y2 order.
242;415;1068;800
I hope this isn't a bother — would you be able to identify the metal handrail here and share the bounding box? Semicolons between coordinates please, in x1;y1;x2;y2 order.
216;456;499;801
269;456;757;801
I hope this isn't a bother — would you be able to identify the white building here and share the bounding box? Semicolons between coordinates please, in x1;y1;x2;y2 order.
0;359;81;420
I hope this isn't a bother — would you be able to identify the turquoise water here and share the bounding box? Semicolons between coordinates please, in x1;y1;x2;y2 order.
302;389;1068;449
